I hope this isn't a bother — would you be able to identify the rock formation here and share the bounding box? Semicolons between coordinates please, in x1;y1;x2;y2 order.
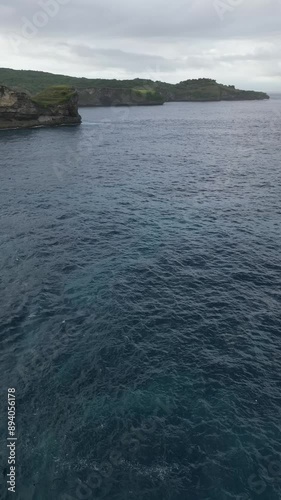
0;85;82;130
78;87;164;107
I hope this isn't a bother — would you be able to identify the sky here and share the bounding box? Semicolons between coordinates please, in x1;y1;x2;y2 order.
1;0;281;91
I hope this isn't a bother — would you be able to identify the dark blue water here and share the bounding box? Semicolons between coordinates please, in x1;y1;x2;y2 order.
1;100;281;500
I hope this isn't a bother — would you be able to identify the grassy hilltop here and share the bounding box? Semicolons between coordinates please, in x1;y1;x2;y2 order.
31;85;77;107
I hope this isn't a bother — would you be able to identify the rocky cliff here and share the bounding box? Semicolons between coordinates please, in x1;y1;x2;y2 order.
159;79;270;102
78;88;164;107
79;81;269;106
0;85;81;130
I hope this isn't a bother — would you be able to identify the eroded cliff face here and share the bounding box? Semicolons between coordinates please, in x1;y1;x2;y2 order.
0;86;81;130
78;88;164;107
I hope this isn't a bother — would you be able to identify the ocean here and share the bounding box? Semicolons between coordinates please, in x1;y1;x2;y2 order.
0;99;281;500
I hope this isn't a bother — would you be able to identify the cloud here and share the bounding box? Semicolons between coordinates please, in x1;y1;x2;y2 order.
71;45;179;73
2;0;280;39
1;0;281;90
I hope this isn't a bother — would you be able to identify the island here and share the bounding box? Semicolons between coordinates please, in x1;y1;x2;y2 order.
0;85;82;130
0;68;270;116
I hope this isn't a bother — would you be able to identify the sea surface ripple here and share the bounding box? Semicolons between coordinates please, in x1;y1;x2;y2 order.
0;101;281;500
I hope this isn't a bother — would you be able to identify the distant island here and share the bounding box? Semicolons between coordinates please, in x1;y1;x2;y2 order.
0;68;270;108
0;85;81;130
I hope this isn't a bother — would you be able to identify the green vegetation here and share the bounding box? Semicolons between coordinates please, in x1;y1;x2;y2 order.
133;89;164;102
133;89;152;94
172;78;220;100
175;79;225;100
31;85;76;107
0;68;157;94
176;78;217;87
0;67;269;102
170;78;269;101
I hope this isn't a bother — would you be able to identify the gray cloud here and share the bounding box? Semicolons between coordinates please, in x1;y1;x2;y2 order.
1;0;281;90
2;0;281;39
71;45;179;73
